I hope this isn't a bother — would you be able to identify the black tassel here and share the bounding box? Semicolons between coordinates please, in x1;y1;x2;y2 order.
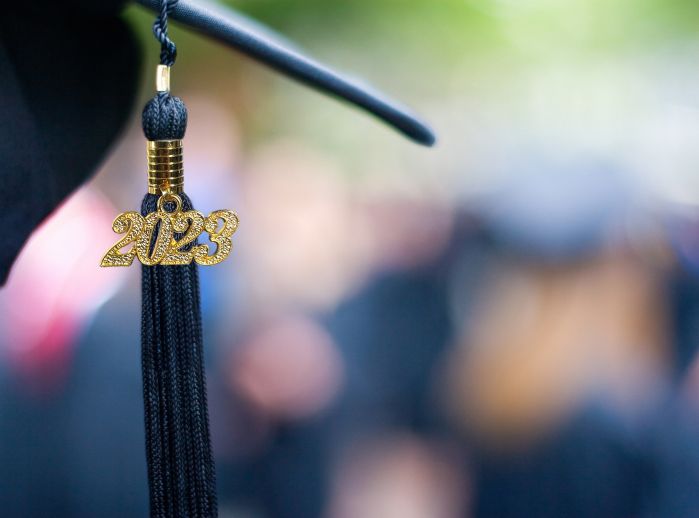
141;91;218;517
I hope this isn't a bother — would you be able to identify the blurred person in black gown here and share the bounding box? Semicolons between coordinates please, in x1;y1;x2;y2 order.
212;161;699;517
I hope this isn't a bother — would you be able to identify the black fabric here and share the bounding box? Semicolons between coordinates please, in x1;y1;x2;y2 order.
0;0;140;284
141;193;218;518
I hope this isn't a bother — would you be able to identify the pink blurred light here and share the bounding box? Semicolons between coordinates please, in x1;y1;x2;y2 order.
228;315;344;420
327;435;468;518
0;187;128;390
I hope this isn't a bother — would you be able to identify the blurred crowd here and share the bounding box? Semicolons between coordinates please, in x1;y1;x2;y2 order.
3;0;699;516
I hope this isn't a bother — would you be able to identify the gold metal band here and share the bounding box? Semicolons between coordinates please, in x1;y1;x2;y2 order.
147;140;184;194
156;64;171;92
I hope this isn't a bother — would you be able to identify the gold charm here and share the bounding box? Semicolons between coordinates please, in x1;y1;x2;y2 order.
100;193;239;267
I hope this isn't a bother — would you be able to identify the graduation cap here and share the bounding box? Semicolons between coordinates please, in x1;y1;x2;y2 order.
1;0;435;284
1;1;435;516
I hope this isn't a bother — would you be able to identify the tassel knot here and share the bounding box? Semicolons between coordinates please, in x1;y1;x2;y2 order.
142;92;188;141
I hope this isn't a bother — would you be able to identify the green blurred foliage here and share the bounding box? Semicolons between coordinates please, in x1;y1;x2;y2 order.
123;0;699;193
230;0;699;53
126;0;699;104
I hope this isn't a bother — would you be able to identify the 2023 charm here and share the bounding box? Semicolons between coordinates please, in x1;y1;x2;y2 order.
101;196;238;267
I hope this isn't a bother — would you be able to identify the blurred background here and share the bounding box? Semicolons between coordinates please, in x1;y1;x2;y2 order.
4;0;699;516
